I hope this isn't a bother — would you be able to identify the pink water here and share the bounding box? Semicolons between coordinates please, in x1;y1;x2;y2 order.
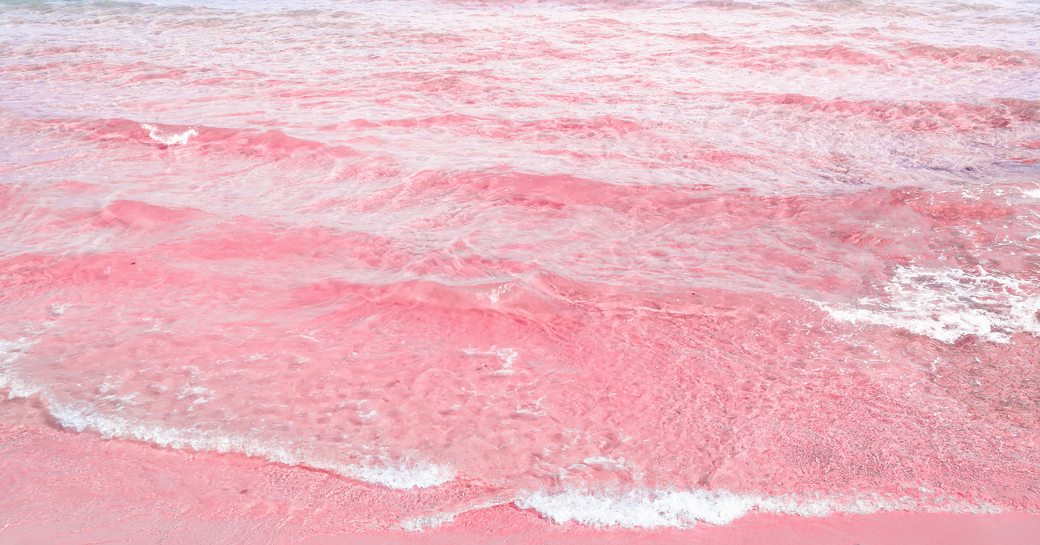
1;0;1039;542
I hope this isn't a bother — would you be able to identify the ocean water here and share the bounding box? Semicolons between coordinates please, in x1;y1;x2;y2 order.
1;0;1039;542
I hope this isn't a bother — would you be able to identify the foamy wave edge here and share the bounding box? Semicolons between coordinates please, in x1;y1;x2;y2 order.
510;487;1000;529
0;340;1007;529
815;266;1040;344
141;123;198;146
0;339;453;490
400;487;1001;531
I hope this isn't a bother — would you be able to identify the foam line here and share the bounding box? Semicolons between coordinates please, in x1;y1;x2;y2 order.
0;339;453;490
513;488;1000;529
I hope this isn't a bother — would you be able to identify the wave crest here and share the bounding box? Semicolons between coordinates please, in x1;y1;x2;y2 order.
140;123;197;146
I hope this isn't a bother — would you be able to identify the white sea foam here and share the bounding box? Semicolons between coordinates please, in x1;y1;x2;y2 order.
176;384;212;410
401;511;459;532
513;488;999;529
481;283;513;304
0;341;453;490
462;346;519;375
399;487;999;531
140;123;198;146
516;488;756;527
0;339;41;399
817;266;1040;343
346;457;456;490
45;400;454;488
0;339;28;367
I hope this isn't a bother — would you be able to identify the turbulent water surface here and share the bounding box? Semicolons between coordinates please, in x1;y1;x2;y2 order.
1;0;1040;542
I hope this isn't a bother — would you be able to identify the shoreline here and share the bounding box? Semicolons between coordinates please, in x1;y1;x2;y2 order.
2;414;1037;545
319;511;1040;545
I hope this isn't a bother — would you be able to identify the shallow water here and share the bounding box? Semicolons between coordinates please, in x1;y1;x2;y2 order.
1;0;1039;541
